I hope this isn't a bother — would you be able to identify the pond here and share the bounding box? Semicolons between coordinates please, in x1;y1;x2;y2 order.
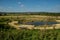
25;21;60;26
19;21;60;26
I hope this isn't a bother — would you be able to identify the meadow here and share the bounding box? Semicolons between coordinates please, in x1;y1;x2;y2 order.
0;12;60;40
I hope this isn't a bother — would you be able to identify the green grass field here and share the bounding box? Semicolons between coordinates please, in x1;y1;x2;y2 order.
0;27;60;40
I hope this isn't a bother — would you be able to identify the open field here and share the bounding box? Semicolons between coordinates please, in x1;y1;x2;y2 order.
0;15;60;21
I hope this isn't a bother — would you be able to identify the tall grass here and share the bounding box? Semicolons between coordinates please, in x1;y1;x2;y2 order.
0;25;60;40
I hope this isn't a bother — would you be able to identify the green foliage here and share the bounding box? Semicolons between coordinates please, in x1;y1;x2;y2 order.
0;27;60;40
0;12;60;16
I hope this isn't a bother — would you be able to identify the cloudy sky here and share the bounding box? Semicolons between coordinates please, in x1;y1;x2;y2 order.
0;0;60;12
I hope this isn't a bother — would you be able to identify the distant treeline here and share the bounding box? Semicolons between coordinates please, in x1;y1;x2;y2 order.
0;12;60;16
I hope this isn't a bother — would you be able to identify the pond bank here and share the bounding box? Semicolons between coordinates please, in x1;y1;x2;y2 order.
8;20;60;30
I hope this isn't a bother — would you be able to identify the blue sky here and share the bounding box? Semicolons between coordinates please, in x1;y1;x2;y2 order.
0;0;60;12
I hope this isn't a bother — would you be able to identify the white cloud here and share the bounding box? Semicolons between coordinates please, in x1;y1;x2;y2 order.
18;2;21;4
17;1;25;8
20;4;24;7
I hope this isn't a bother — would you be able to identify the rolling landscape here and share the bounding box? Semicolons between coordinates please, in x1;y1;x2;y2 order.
0;0;60;40
0;12;60;40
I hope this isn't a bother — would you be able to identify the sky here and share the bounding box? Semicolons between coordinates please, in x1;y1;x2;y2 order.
0;0;60;12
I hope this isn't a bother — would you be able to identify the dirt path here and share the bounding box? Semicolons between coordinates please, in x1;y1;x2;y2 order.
8;21;60;30
8;21;20;29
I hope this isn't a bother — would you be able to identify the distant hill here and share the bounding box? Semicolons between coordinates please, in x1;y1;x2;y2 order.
0;12;60;16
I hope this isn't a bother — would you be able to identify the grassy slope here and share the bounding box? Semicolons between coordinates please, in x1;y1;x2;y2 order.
0;29;60;40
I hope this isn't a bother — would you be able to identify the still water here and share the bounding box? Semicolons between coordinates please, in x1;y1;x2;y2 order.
25;21;59;26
